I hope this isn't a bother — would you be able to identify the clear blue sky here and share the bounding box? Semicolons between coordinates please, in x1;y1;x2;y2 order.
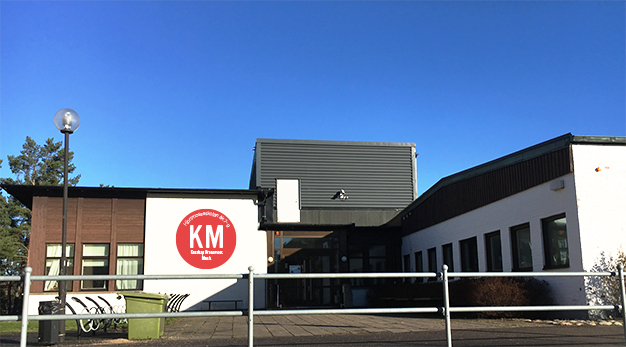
1;1;624;196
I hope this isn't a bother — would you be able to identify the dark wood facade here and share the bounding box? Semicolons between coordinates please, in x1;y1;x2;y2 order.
393;134;626;234
29;196;145;293
399;146;573;234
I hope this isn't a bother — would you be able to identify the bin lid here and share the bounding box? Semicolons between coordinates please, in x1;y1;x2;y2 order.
120;292;168;300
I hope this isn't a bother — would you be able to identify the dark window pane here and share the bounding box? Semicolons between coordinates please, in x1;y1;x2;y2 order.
485;231;503;272
427;248;437;281
369;245;386;257
414;251;423;283
511;224;532;271
460;237;478;272
442;243;453;271
542;214;569;269
415;251;423;272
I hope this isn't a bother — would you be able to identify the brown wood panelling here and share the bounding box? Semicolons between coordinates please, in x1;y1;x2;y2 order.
43;198;78;242
402;147;572;235
115;199;145;242
29;197;47;292
28;196;146;293
108;199;118;291
72;198;83;292
80;198;113;242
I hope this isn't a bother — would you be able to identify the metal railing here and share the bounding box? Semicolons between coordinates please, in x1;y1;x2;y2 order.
2;265;625;347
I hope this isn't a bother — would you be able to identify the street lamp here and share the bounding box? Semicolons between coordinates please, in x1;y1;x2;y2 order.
53;108;80;340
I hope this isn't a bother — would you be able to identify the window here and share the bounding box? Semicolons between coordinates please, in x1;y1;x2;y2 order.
442;243;453;271
542;214;569;269
116;244;144;290
368;245;386;284
82;244;110;290
349;245;364;286
485;231;503;272
44;244;74;292
403;254;411;272
511;224;532;271
415;251;423;283
348;244;388;286
403;254;411;282
415;251;423;272
427;247;437;281
460;237;478;272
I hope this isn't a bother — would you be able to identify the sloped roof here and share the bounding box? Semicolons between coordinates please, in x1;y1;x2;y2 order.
391;133;626;233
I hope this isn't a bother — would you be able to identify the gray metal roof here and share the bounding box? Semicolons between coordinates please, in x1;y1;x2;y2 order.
251;138;417;209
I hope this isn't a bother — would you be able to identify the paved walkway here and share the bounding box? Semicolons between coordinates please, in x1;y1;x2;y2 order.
2;314;625;346
161;314;576;339
165;314;449;339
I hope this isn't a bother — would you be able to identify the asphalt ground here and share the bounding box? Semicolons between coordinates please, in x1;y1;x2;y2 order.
2;314;625;347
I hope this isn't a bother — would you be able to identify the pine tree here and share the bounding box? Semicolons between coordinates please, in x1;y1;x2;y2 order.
0;137;80;275
1;137;80;314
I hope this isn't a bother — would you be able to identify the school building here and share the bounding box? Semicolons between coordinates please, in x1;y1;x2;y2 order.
2;133;625;315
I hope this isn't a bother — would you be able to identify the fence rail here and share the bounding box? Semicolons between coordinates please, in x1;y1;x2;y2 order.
2;265;625;347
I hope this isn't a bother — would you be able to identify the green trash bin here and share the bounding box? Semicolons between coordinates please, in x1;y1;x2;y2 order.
122;292;169;340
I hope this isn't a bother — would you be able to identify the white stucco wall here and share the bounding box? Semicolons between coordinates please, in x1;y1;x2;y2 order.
144;196;267;310
402;172;586;306
573;144;626;306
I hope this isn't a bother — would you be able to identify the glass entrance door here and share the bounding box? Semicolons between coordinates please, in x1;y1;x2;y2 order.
271;231;341;308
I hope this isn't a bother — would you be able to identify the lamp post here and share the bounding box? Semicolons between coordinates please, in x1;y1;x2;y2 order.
53;108;80;340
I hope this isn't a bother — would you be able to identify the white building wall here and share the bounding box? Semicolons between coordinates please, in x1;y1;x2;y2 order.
402;172;586;306
572;144;626;306
144;196;267;310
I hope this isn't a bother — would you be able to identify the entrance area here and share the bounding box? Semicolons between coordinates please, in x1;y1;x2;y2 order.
268;231;342;308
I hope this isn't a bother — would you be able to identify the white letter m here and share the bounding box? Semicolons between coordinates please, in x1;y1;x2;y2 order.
206;225;223;248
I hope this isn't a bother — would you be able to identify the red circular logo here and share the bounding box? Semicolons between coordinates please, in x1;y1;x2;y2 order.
176;209;236;269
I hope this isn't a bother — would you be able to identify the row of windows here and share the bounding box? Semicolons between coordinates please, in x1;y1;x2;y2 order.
404;213;568;278
44;243;144;292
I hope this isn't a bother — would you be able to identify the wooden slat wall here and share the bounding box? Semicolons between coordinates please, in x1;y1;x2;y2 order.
401;147;572;235
28;196;145;293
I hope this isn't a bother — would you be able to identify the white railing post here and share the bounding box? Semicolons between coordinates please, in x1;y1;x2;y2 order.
20;266;33;347
248;266;254;347
618;264;626;343
442;264;452;347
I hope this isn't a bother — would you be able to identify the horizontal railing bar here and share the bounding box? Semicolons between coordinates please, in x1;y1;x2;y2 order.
449;272;615;278
4;307;442;321
0;315;19;322
28;274;245;281
0;271;615;283
255;307;441;315
257;273;438;279
449;305;619;313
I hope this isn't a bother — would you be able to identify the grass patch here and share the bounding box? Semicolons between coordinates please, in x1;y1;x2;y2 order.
0;321;38;333
0;320;79;333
